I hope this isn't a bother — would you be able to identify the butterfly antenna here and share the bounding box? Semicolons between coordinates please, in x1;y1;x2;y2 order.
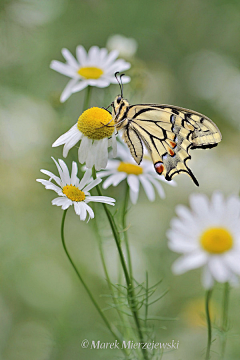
120;73;125;97
114;71;123;97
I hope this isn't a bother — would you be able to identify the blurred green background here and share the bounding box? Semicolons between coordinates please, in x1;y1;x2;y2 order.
1;0;240;359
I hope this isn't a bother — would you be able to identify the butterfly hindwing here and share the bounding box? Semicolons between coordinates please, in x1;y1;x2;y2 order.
122;127;143;165
128;110;199;185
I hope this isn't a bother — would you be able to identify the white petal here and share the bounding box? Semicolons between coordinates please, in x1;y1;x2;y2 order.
98;48;108;66
36;179;62;195
52;124;80;147
85;195;115;205
72;81;88;93
97;170;115;178
167;227;199;247
102;173;126;189
170;217;200;239
106;75;131;84
62;130;82;158
117;141;133;161
79;202;87;221
202;265;215;289
104;49;119;67
175;205;195;223
103;159;120;170
60;78;79;102
79;169;92;189
105;59;131;74
172;252;207;274
211;191;224;212
51;157;63;181
224;195;240;226
86;141;98;169
208;256;229;283
189;193;210;219
61;48;79;69
40;170;61;186
88;46;100;65
83;178;102;192
129;188;139;204
58;159;71;185
85;203;95;221
50;60;77;78
74;202;81;215
95;138;109;170
139;175;155;202
52;197;72;209
94;140;105;170
151;171;176;186
78;136;91;164
167;232;199;253
210;191;225;223
70;162;78;185
76;45;88;66
145;175;165;199
224;252;240;275
127;174;139;193
88;79;109;88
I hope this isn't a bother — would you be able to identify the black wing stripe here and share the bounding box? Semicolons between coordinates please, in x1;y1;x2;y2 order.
132;107;156;119
132;120;168;140
127;128;142;159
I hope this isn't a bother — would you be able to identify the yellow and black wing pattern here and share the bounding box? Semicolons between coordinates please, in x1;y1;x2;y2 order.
121;104;222;186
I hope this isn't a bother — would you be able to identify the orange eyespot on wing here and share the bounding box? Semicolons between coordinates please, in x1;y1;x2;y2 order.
154;162;164;174
169;141;177;148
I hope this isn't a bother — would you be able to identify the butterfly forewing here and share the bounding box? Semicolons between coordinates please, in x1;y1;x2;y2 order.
156;105;222;149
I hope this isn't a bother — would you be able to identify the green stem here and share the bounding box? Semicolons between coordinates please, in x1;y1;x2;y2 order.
205;289;213;360
92;168;148;360
61;209;121;344
122;184;133;280
96;220;138;358
82;86;92;111
221;283;230;359
95;217;125;323
144;271;149;330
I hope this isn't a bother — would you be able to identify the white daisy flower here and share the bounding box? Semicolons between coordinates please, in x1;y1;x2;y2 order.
52;107;117;171
97;141;176;204
167;192;240;289
50;45;131;102
36;158;115;221
106;34;138;58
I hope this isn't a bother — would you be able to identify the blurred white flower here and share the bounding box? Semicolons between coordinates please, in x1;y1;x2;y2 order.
186;50;240;130
97;141;176;204
7;0;66;27
37;158;115;221
52;107;117;171
167;192;240;289
106;34;138;58
0;89;56;160
50;45;131;102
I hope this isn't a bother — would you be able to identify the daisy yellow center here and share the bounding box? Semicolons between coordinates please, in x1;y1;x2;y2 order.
117;162;143;175
77;66;103;79
62;185;85;202
200;227;233;254
77;107;114;140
